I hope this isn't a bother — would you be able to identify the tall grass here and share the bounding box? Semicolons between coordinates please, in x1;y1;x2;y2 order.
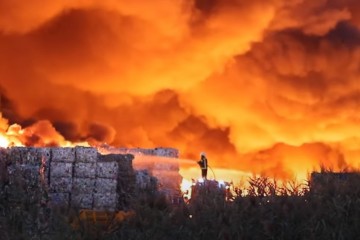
112;175;360;240
1;175;360;239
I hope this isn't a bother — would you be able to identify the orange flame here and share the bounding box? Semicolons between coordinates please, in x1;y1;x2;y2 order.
0;113;89;148
1;0;360;186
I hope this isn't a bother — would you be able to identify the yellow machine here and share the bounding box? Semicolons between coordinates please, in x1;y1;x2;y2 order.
72;209;135;232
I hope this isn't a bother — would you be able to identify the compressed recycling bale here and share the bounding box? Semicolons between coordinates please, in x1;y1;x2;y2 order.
74;162;96;178
118;154;134;172
95;178;117;193
93;193;117;211
6;147;24;164
98;154;134;172
38;147;51;161
117;172;136;209
0;148;8;184
135;170;158;191
22;147;39;164
8;165;40;187
0;147;7;158
153;147;179;158
5;147;51;183
49;193;70;207
98;153;123;162
37;148;51;181
72;178;95;194
7;165;44;204
117;172;136;190
75;146;98;163
22;147;51;165
71;193;93;209
49;177;72;192
96;161;118;179
51;147;75;162
50;162;72;178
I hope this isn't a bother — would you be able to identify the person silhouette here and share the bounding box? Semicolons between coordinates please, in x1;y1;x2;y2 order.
197;152;208;179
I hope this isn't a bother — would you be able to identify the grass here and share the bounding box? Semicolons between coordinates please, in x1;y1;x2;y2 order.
1;174;360;240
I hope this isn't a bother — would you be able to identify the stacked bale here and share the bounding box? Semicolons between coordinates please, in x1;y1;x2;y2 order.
6;147;50;204
4;147;51;236
130;147;182;203
0;148;7;187
97;154;135;210
49;147;75;207
0;146;180;210
135;170;157;192
117;154;136;209
71;147;98;209
153;147;179;158
95;157;119;211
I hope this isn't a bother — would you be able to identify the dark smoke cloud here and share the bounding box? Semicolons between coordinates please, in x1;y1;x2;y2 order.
170;115;237;163
0;0;360;180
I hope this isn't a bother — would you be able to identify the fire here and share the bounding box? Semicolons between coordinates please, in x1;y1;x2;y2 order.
0;135;9;148
1;0;360;185
0;115;24;147
180;178;194;200
0;113;89;148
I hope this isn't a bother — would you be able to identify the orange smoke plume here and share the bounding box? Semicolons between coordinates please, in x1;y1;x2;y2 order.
1;0;360;182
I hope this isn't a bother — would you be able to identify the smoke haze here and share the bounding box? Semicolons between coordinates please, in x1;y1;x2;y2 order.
1;0;360;180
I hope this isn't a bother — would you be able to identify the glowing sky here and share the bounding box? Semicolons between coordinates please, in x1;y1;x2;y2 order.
1;0;360;180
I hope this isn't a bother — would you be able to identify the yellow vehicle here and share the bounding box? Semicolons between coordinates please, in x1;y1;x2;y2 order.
71;209;135;233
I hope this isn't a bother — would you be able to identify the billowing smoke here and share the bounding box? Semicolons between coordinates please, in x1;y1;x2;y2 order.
1;0;360;180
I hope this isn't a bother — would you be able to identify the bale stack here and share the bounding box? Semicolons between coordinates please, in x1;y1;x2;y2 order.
153;147;179;158
0;146;138;211
129;147;182;203
0;146;181;210
72;147;98;209
49;147;75;207
6;147;50;205
135;170;157;192
3;147;51;236
96;154;135;211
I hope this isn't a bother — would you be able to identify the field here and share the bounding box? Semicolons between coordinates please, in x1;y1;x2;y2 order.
0;175;360;240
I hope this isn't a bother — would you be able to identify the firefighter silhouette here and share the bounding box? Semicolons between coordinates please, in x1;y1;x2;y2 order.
197;152;208;179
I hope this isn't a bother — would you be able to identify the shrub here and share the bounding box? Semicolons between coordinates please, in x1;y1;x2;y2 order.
1;174;360;239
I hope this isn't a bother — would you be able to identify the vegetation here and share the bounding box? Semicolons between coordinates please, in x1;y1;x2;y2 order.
1;175;360;240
